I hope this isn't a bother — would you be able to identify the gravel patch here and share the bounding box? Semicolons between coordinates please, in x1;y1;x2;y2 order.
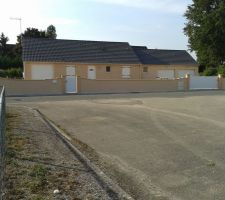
3;106;115;200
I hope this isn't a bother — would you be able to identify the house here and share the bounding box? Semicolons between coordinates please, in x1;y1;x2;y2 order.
22;37;198;93
22;38;141;80
132;46;198;79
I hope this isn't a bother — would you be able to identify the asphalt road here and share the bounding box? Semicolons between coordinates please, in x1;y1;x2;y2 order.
7;91;225;200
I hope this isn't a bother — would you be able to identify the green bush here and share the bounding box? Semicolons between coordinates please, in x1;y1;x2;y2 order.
203;67;218;76
0;68;23;78
0;56;23;69
217;65;225;77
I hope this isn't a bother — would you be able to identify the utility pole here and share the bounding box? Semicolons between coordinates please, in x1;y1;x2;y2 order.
10;17;24;78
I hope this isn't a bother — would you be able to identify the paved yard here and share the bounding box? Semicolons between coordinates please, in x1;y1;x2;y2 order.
8;91;225;200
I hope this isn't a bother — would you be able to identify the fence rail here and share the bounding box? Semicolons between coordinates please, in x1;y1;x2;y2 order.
0;86;6;200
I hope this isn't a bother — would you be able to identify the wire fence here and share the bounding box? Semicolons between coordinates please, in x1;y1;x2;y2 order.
0;87;5;200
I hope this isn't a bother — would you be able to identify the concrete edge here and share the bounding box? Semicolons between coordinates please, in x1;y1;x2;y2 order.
34;109;134;200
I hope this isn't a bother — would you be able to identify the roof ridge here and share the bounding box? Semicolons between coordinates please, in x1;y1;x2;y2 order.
23;37;130;45
147;48;187;52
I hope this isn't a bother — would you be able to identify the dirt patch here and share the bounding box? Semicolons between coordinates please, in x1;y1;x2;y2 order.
3;106;113;200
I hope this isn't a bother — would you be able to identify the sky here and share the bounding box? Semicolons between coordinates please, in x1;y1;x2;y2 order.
0;0;194;55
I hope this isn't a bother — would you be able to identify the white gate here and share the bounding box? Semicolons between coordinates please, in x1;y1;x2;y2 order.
190;76;218;90
66;76;77;93
66;66;77;93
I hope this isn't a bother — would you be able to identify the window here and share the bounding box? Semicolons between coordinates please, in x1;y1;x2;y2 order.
122;67;131;78
106;66;111;72
143;67;148;72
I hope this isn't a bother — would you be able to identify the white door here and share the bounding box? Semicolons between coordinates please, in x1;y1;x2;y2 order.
31;64;53;80
88;66;96;79
177;70;195;78
66;66;77;93
158;70;174;79
122;66;131;79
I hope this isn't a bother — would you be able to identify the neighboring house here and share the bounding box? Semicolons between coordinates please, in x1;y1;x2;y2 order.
22;38;198;93
132;46;198;79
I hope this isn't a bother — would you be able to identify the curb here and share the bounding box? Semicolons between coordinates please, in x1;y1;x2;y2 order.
35;109;134;200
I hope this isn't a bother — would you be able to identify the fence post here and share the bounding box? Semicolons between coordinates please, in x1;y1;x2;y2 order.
218;74;223;90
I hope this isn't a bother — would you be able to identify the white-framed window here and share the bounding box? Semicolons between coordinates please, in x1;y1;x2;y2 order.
122;66;131;79
106;66;111;72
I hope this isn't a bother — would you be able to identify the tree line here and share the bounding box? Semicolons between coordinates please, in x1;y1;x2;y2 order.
0;25;57;70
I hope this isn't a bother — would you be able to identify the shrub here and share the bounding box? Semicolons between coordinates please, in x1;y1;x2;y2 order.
203;67;218;76
0;68;23;78
217;65;225;77
0;56;23;69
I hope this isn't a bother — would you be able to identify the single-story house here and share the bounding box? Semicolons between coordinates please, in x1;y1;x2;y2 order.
131;46;198;79
22;38;198;93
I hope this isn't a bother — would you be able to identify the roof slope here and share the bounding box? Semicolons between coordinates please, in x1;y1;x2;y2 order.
22;38;141;64
132;46;197;65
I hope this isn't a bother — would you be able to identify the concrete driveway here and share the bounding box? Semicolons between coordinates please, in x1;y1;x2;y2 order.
8;91;225;200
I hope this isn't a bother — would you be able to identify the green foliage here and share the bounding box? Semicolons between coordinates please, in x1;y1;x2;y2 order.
16;27;47;55
203;67;218;76
46;25;57;39
217;65;225;77
184;0;225;67
16;25;57;56
22;28;46;39
29;165;48;178
1;25;57;70
0;56;23;69
198;64;206;73
0;68;23;78
0;32;9;55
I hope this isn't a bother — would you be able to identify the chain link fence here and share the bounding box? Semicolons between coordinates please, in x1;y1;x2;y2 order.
0;87;5;200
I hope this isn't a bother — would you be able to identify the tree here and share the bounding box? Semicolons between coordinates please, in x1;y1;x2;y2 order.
16;27;47;55
0;33;9;56
184;0;225;67
46;25;57;39
2;25;58;68
21;27;46;39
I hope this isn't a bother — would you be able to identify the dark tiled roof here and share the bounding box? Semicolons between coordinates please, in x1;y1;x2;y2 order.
22;38;141;64
132;46;197;65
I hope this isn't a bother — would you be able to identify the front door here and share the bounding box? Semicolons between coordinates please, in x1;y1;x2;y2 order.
66;66;77;93
88;66;96;79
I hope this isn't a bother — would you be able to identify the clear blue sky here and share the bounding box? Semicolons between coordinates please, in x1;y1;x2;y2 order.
0;0;194;54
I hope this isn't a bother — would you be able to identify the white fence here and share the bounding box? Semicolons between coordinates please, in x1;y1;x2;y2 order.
190;76;218;90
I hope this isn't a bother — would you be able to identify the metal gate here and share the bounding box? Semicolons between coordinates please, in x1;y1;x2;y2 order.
190;76;218;90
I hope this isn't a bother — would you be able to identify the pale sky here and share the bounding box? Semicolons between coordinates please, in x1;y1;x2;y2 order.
0;0;194;55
